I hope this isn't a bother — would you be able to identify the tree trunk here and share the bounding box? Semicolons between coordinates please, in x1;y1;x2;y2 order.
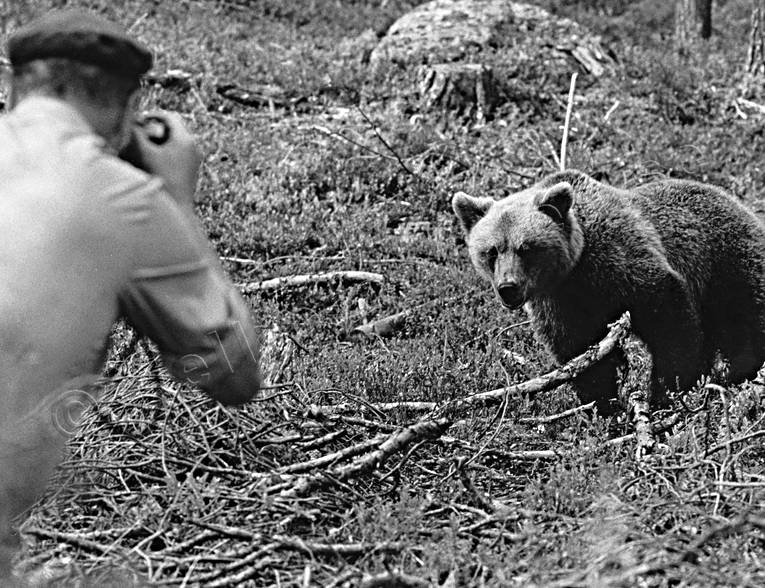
675;0;697;50
698;0;713;39
675;0;713;51
747;2;765;77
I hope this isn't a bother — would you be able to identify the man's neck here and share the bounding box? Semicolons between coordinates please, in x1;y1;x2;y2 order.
13;90;130;152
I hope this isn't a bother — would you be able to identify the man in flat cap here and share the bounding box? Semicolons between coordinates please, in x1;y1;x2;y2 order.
0;9;262;575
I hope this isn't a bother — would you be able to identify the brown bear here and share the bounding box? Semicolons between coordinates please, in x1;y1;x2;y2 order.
453;170;765;414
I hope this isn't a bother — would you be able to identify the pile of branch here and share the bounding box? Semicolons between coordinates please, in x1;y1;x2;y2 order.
17;312;764;585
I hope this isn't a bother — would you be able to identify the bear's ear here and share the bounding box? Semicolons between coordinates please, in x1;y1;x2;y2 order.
535;182;574;223
452;191;493;234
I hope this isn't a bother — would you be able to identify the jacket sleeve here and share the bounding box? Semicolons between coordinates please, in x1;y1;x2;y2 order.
115;176;262;405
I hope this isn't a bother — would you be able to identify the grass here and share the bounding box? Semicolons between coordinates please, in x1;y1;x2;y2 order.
3;0;765;585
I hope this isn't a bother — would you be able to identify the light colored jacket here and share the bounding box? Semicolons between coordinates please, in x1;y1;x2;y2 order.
0;96;261;548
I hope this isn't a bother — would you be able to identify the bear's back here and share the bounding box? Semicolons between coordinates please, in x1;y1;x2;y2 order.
630;180;765;293
539;171;765;309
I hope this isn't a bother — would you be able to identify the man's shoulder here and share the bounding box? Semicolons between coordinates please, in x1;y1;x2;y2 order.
3;96;159;203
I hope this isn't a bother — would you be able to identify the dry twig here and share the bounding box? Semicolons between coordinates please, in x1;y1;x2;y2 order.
239;270;383;293
518;401;596;425
351;310;410;339
278;418;451;497
560;72;578;171
359;572;431;588
323;312;632;415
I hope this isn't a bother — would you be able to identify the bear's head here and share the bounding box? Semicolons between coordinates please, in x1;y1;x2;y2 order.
452;181;584;309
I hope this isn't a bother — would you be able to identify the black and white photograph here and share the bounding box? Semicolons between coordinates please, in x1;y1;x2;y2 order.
1;0;764;586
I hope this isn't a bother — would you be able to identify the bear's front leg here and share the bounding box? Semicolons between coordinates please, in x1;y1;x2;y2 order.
572;348;626;416
535;309;627;416
633;272;704;406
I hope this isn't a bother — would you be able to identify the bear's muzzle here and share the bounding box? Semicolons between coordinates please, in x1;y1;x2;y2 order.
496;281;524;309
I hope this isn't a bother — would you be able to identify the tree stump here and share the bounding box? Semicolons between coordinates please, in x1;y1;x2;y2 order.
417;63;499;120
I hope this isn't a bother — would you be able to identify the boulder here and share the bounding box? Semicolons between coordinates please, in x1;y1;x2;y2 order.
369;0;614;77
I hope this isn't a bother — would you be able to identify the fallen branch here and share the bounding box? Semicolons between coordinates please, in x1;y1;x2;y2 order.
739;97;765;114
323;312;631;415
278;434;388;474
350;310;410;339
605;412;682;447
278;418;451;497
315;400;439;414
629;392;654;460
439;434;559;460
621;334;655;459
349;292;477;340
299;429;347;450
216;82;299;109
259;324;296;386
189;520;260;541
360;572;430;588
239;271;383;294
23;527;114;556
481;447;558;460
604;99;620;122
437;312;631;412
271;536;406;558
327;414;398;433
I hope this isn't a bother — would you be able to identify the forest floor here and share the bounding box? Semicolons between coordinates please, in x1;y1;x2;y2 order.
3;0;765;586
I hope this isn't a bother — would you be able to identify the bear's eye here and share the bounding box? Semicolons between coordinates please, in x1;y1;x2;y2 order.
482;247;498;270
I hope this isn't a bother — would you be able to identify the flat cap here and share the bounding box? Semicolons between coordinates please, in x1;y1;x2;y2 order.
8;9;153;77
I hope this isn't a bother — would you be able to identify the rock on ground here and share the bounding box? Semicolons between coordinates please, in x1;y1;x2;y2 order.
369;0;614;77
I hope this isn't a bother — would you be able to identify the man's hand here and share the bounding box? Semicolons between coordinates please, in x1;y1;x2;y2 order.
132;111;202;207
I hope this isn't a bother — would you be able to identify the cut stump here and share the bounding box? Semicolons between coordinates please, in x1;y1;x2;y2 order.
417;62;499;120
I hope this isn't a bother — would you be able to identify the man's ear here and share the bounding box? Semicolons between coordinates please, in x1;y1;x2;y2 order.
535;182;573;222
452;191;494;234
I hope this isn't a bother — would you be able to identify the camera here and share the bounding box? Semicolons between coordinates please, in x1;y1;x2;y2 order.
118;114;170;171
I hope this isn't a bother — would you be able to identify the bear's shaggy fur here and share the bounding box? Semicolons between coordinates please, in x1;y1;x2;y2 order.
453;170;765;413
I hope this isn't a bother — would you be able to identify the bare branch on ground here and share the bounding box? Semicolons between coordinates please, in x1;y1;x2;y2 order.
323;312;632;415
359;572;431;588
277;418;451;497
239;271;384;293
518;401;596;424
351;310;410;339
